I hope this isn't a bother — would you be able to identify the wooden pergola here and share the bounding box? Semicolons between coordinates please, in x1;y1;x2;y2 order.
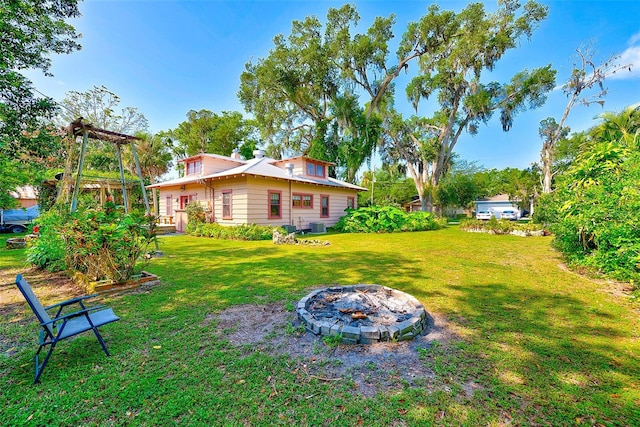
58;118;151;215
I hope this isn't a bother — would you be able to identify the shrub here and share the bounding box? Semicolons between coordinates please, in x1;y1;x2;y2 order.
28;203;155;282
26;209;67;272
460;218;546;236
188;223;277;241
535;113;640;284
538;155;640;282
185;202;208;234
334;206;446;233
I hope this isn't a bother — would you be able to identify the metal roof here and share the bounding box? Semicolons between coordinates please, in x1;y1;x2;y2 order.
148;156;366;191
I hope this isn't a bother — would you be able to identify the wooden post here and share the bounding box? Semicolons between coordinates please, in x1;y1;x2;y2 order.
116;144;129;213
70;131;89;213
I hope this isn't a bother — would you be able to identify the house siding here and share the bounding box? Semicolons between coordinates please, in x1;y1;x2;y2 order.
245;177;290;227
199;156;244;175
181;154;244;177
212;177;248;226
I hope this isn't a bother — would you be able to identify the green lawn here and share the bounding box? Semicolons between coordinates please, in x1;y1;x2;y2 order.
1;228;638;426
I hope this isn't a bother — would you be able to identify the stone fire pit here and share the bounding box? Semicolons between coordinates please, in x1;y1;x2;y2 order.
297;285;428;344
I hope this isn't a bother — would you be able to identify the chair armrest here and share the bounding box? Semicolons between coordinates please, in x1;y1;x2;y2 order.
44;294;98;311
41;305;106;326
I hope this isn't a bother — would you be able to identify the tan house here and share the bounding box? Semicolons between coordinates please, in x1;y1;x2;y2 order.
148;151;365;232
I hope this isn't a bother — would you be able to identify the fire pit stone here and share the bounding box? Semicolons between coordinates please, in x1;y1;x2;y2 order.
297;284;428;344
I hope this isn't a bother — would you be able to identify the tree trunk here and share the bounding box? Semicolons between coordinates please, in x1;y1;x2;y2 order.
151;187;158;216
541;142;553;193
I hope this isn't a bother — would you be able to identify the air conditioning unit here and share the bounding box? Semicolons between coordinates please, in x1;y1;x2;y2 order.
282;225;297;234
309;222;326;233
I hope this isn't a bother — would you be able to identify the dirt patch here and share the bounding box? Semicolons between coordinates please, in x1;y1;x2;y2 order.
204;300;457;397
0;268;84;319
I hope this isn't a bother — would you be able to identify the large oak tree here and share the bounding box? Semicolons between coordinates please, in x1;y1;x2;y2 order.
396;0;555;211
238;4;392;182
240;1;556;200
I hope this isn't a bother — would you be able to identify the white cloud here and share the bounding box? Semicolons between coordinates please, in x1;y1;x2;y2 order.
609;32;640;80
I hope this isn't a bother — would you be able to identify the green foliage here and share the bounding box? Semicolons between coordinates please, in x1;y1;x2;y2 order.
460;218;545;236
184;202;208;233
436;160;488;214
238;4;388;182
358;166;416;208
27;204;154;282
540;49;630;193
189;223;277;241
334;206;446;233
474;167;540;212
1;2;80;203
170;109;258;158
35;181;58;213
0;158;31;210
384;1;555;210
1;0;80;147
536;107;640;283
322;333;342;348
25;209;67;272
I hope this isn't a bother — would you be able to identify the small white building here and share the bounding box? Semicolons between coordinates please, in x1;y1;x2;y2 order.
474;194;521;219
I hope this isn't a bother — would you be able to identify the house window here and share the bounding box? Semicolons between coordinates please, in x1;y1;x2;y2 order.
320;195;329;218
347;197;355;210
305;160;325;178
222;190;232;219
293;193;313;209
180;195;195;209
186;159;201;176
268;190;282;219
165;196;173;216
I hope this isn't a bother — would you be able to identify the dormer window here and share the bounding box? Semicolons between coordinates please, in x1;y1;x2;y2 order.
306;160;325;178
186;159;201;175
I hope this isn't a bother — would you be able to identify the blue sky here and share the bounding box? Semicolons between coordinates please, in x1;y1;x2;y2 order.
26;0;640;172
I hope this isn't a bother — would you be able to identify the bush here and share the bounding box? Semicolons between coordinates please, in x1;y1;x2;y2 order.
185;202;208;234
334;206;446;233
535;115;640;284
28;203;155;282
460;218;546;235
538;155;640;282
188;223;277;241
26;209;67;272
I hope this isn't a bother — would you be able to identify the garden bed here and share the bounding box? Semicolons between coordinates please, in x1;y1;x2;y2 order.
460;219;548;236
73;270;160;294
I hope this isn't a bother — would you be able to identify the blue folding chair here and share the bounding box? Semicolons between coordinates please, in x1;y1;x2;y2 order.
15;274;120;383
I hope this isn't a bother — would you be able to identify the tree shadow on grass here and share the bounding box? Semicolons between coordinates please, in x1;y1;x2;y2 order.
441;281;640;425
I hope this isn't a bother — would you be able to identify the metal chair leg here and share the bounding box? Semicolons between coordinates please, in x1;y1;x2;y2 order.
34;343;56;384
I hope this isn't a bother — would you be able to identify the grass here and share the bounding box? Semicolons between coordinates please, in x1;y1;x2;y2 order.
1;228;639;426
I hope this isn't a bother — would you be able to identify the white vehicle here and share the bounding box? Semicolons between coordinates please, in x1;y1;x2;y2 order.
476;210;493;220
500;209;519;220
